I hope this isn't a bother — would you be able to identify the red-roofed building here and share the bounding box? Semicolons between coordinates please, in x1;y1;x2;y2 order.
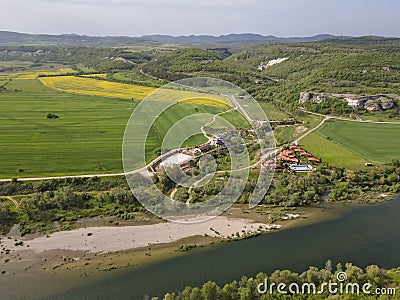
298;150;309;157
308;157;321;164
277;155;299;163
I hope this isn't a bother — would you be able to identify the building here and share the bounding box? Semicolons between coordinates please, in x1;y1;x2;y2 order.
198;143;212;152
277;146;321;169
211;133;228;149
277;149;299;163
150;149;179;171
192;148;202;155
159;153;194;168
290;164;314;172
307;157;321;164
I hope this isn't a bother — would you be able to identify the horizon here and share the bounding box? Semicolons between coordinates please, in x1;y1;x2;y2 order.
2;30;398;39
1;0;399;37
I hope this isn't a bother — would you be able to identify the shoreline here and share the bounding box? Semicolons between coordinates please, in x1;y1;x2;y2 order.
0;203;350;273
1;216;273;254
0;199;388;261
0;200;392;299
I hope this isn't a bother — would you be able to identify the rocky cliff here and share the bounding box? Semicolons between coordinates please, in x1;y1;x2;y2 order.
299;92;397;111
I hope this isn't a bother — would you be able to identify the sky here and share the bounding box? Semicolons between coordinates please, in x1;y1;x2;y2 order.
0;0;399;37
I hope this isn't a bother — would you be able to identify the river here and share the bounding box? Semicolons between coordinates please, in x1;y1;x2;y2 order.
52;197;400;299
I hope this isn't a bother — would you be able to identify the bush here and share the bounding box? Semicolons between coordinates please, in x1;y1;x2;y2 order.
46;113;59;119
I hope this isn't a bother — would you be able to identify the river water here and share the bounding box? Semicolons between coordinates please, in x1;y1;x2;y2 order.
52;197;400;299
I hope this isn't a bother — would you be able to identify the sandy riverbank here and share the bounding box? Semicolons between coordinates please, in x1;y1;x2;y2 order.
1;216;272;254
0;203;352;299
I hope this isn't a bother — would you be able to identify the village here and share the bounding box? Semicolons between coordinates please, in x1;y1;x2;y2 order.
150;128;322;176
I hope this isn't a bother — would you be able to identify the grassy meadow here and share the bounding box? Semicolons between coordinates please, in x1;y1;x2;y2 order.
0;79;135;177
10;68;77;80
0;78;227;178
301;120;400;168
318;121;400;164
259;102;290;121
301;132;369;168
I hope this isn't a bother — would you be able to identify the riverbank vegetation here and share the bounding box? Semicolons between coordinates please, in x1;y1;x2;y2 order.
0;159;398;236
162;261;400;299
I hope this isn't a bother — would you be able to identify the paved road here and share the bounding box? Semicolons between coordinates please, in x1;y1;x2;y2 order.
228;95;254;124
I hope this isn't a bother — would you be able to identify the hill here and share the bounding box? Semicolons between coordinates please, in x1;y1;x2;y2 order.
142;33;352;44
0;31;353;46
0;31;155;47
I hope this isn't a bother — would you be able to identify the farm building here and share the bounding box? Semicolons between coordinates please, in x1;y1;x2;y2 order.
211;133;228;148
160;153;193;168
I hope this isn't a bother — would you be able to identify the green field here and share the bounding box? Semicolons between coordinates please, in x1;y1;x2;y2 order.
259;102;290;121
319;121;400;163
145;104;222;162
301;132;369;168
0;79;225;178
215;110;250;129
301;120;400;168
274;126;296;145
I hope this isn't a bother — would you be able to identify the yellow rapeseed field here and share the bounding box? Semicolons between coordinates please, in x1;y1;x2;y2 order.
39;76;154;100
80;73;108;79
39;76;231;107
11;68;77;80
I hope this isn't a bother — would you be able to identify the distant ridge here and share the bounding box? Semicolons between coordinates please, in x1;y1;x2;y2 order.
142;33;353;44
1;31;391;46
0;31;154;46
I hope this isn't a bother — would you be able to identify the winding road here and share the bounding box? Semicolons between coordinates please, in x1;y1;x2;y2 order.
293;109;400;145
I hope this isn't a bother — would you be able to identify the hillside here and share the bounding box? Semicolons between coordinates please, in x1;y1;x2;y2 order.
0;31;352;46
139;39;400;117
0;31;155;47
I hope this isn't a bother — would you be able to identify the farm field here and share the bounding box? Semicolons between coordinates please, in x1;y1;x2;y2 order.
301;132;369;168
212;109;250;129
0;79;136;178
145;103;222;163
80;73;108;79
317;121;400;164
9;68;76;80
39;75;154;100
0;79;226;178
39;75;231;107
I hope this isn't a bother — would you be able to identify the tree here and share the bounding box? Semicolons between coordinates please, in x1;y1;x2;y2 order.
220;281;239;300
201;281;219;300
190;287;202;300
